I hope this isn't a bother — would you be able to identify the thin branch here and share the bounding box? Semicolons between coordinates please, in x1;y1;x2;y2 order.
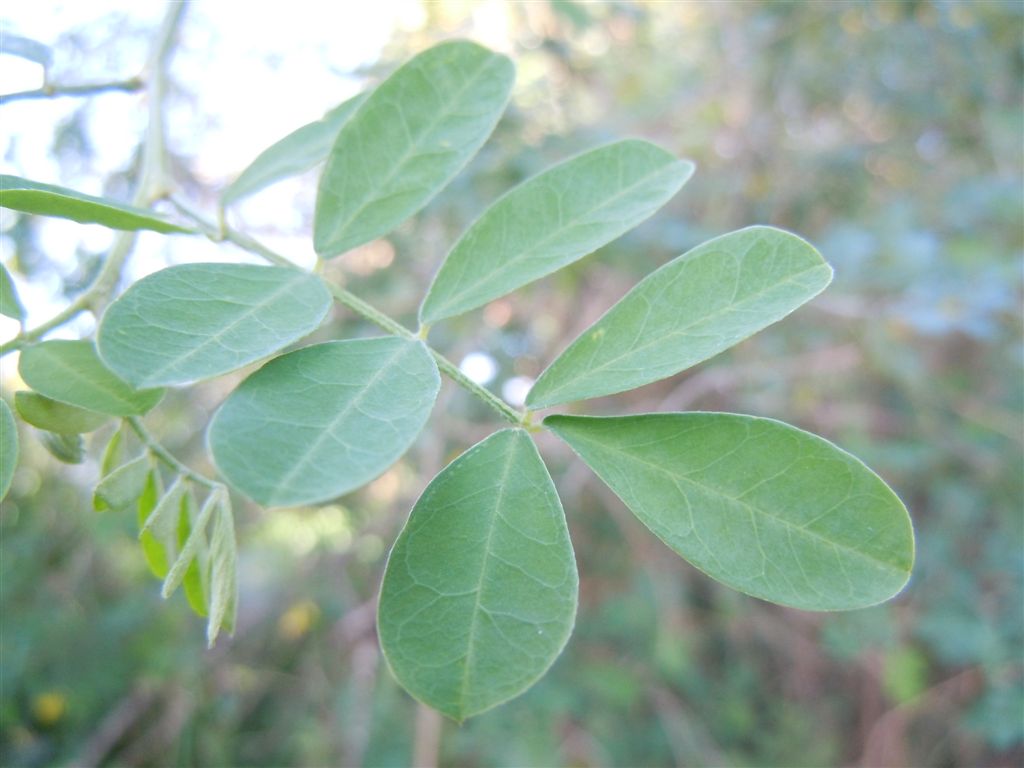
0;77;144;106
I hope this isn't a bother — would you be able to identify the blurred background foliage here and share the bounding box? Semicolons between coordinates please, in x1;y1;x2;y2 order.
1;1;1022;766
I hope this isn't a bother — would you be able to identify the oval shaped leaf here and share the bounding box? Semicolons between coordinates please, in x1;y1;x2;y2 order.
420;140;695;324
379;429;578;721
98;263;332;387
546;413;914;611
0;399;17;500
19;340;164;416
209;338;440;507
1;264;25;321
14;391;110;434
222;93;368;207
0;175;193;233
314;40;514;257
527;226;833;408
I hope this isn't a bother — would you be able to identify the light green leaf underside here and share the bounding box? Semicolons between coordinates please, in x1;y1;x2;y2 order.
379;429;578;721
94;455;149;512
0;175;193;233
14;391;110;434
98;263;332;388
209;337;440;507
222;93;369;207
527;226;833;408
0;399;17;501
206;493;238;646
546;413;913;611
420;140;694;324
314;40;514;257
19;340;164;416
1;264;25;321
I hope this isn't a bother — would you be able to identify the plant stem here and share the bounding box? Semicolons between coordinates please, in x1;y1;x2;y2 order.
0;77;144;106
0;3;188;359
127;417;221;490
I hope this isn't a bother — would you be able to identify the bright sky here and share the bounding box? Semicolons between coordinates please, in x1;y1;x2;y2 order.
0;0;425;336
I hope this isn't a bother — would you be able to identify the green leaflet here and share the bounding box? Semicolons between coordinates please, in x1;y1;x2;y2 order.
14;391;110;434
98;263;332;387
1;264;25;321
546;413;914;611
18;340;164;416
222;93;368;207
378;429;578;721
94;455;149;512
420;140;694;324
206;494;238;645
0;175;193;233
314;40;514;257
0;399;17;500
527;226;833;408
209;337;440;507
178;488;209;618
163;487;220;597
138;469;170;578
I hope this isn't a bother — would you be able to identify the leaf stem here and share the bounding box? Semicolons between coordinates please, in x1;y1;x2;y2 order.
126;416;222;490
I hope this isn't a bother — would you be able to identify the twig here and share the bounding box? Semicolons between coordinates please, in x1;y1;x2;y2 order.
0;77;144;106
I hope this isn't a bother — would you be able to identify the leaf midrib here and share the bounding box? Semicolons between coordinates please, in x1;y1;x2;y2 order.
531;260;829;405
457;432;519;718
425;154;684;320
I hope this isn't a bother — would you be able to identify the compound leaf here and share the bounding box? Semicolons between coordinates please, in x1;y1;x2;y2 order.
19;340;164;416
209;337;440;507
0;175;193;233
0;399;17;500
420;140;694;324
378;429;578;721
314;40;514;257
1;264;25;321
14;391;110;434
98;263;332;388
546;413;914;611
222;93;368;207
528;226;833;408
